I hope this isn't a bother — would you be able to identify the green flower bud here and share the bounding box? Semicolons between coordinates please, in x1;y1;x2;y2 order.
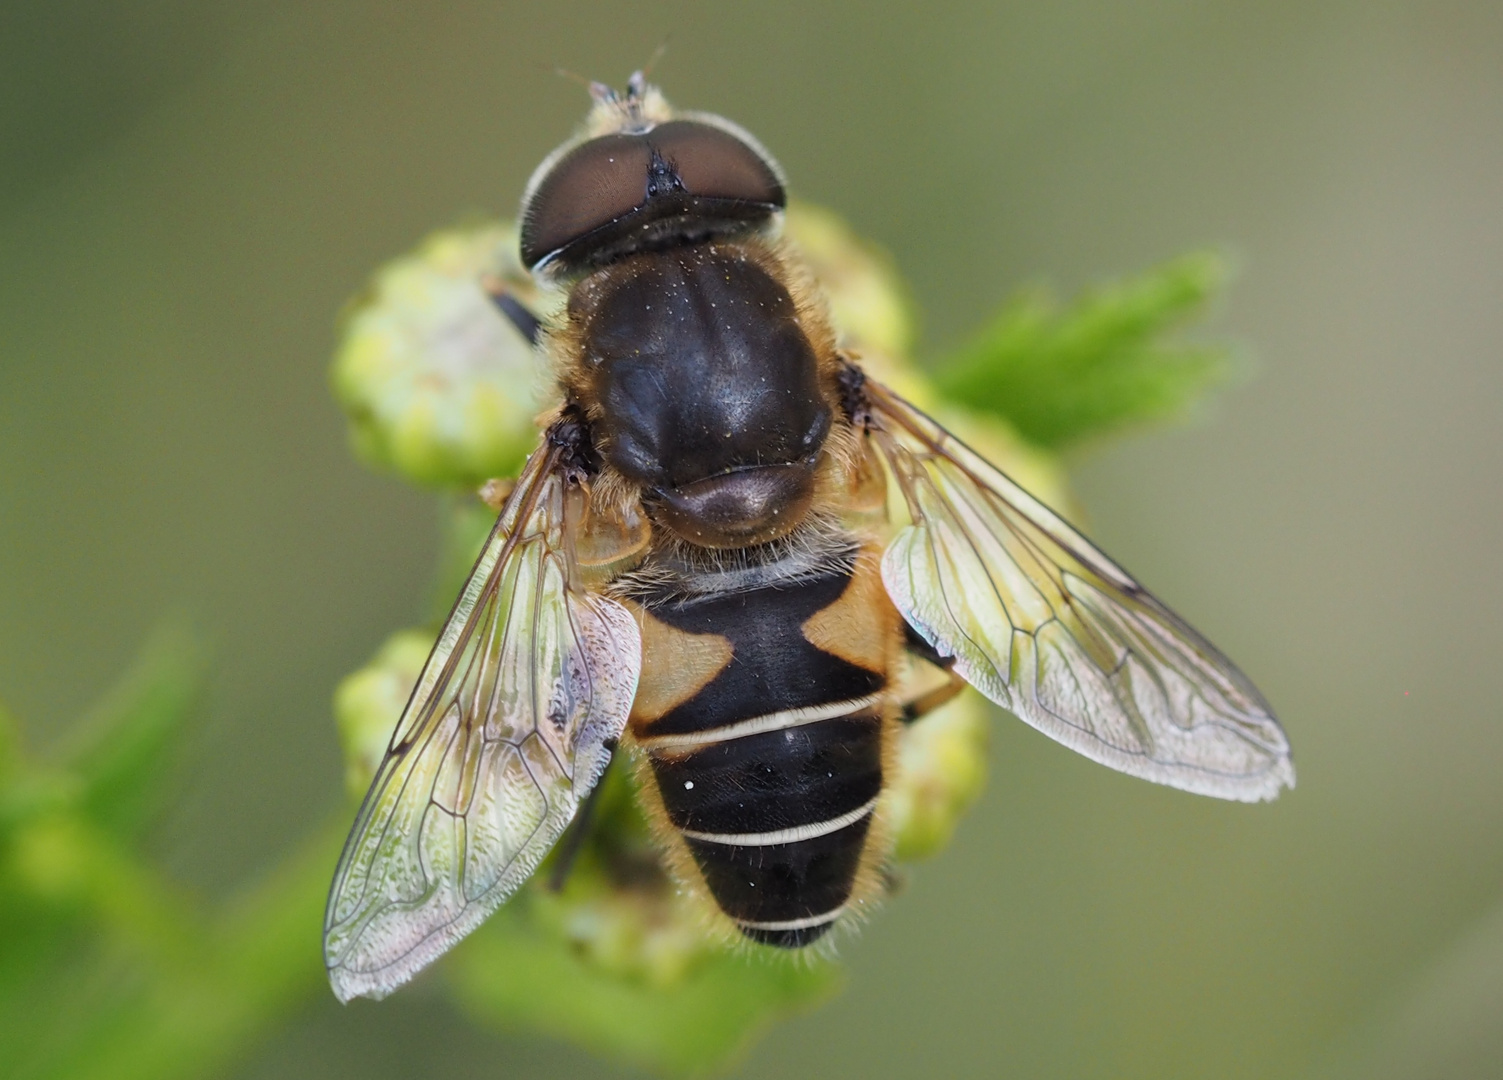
332;629;432;798
782;203;1074;515
331;222;554;489
531;869;706;990
784;201;916;358
888;690;991;862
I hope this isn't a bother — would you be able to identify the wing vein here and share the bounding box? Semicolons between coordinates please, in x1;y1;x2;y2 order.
864;374;1293;803
324;444;642;1001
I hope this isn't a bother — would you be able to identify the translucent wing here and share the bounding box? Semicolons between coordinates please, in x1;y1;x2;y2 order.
863;376;1293;802
324;447;642;1001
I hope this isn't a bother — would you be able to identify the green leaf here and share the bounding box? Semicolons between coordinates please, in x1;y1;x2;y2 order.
931;251;1239;449
56;622;207;840
0;819;344;1080
448;904;842;1077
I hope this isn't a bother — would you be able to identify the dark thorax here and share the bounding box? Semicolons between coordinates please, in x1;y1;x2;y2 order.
566;242;832;549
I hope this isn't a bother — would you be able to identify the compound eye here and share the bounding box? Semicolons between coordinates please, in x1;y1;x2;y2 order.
520;119;785;273
648;120;784;207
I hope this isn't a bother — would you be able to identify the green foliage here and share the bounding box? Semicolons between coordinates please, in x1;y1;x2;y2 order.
931;251;1238;449
450;910;840;1077
0;629;342;1080
55;623;206;840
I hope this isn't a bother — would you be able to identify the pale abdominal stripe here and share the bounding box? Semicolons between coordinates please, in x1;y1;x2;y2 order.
678;796;880;847
734;909;846;933
636;693;884;753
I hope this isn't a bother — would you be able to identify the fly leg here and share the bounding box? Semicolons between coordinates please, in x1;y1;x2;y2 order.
481;274;544;346
900;671;967;724
546;740;615;893
898;623;967;724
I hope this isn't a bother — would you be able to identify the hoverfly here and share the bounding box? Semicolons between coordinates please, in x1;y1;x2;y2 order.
324;72;1294;1002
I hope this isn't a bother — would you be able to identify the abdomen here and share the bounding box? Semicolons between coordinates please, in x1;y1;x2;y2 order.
624;543;901;946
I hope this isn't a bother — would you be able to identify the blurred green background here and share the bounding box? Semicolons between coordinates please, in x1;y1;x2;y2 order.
3;1;1502;1077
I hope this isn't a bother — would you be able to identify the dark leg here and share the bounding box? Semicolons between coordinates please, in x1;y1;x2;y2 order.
899;670;967;724
902;622;956;672
546;743;614;892
898;623;966;724
481;274;544;347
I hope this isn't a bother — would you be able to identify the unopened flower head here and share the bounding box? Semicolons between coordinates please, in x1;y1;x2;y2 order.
331;222;554;488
